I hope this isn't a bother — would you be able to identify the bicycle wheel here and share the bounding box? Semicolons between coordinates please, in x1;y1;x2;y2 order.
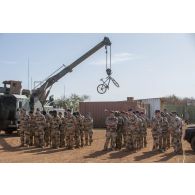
111;78;120;87
97;84;107;94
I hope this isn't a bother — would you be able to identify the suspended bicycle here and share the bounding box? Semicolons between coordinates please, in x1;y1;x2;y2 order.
97;45;120;94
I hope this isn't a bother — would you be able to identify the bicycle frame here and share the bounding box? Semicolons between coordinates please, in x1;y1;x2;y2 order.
101;76;111;88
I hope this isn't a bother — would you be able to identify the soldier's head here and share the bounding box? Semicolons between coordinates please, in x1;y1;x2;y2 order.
171;111;177;117
59;112;63;117
53;110;57;117
110;111;115;117
163;108;168;113
73;112;77;117
42;110;46;116
86;112;91;117
140;112;145;117
155;110;161;117
135;111;140;116
36;108;41;115
67;109;72;116
121;111;125;116
128;108;133;115
104;109;109;116
29;111;33;116
114;111;119;117
49;111;53;116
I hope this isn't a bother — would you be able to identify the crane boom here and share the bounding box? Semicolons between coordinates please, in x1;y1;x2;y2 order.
30;37;111;110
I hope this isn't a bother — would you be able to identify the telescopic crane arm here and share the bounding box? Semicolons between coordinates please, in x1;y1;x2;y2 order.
30;37;111;110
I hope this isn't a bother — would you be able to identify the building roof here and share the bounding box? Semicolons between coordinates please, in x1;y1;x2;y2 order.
13;94;28;99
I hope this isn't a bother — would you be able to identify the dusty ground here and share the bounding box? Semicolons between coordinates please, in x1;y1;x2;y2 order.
0;128;194;163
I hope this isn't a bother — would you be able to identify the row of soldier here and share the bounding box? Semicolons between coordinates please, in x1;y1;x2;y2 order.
151;109;183;154
103;108;183;154
19;109;94;149
104;109;148;152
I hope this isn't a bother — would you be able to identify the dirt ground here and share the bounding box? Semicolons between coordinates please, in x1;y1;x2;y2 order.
0;128;194;163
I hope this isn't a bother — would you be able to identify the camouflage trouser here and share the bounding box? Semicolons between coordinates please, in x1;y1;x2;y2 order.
44;128;51;147
173;132;183;153
122;129;127;146
104;129;117;150
84;129;93;146
60;129;65;147
30;129;35;146
51;129;60;148
152;130;159;150
19;127;25;146
75;129;80;147
25;131;30;146
159;131;168;150
166;130;171;148
35;129;44;147
133;131;140;150
126;131;134;150
80;129;84;147
116;131;122;149
66;128;75;149
170;129;174;146
142;130;147;147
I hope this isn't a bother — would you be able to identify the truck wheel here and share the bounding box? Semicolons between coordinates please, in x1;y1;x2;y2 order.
191;136;195;152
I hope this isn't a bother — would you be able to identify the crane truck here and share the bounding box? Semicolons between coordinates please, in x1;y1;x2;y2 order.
0;37;112;133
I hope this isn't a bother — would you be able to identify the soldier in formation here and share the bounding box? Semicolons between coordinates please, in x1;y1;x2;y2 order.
151;110;183;154
83;112;94;146
104;111;118;151
18;108;94;150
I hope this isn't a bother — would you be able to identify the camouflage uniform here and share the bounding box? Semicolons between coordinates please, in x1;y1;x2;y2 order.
51;115;61;148
60;116;66;148
151;116;163;150
104;115;118;150
44;113;52;147
75;115;84;147
115;114;124;150
160;116;169;151
135;116;144;150
126;114;138;151
139;116;147;148
24;114;30;146
172;116;183;153
35;112;46;148
28;113;36;146
65;115;76;149
83;115;93;146
122;113;129;147
164;112;171;148
19;110;29;146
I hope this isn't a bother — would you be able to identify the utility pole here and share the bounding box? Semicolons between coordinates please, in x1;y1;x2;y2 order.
28;57;30;90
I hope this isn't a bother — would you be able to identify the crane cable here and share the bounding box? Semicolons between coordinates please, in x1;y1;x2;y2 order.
105;45;112;76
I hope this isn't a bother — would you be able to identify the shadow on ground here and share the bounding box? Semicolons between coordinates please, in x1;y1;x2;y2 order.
154;152;176;162
109;149;135;159
84;150;110;159
134;150;160;161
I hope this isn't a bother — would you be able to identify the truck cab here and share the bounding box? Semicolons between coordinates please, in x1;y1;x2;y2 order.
184;125;195;151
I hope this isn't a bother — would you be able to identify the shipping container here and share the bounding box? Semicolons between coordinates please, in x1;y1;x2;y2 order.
79;97;147;128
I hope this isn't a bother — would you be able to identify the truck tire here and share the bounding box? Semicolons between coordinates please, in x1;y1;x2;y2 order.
191;136;195;152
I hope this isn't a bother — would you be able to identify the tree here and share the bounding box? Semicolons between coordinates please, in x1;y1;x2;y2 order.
54;93;90;111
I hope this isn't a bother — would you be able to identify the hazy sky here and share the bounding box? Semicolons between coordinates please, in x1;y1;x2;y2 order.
1;33;195;101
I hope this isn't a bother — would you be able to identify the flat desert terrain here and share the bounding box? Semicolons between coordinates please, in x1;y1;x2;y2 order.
0;129;194;163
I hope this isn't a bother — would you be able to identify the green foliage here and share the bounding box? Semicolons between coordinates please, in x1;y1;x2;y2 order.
54;93;90;111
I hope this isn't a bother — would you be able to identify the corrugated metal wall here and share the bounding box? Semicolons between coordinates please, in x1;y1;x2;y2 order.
79;99;146;128
140;98;161;119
